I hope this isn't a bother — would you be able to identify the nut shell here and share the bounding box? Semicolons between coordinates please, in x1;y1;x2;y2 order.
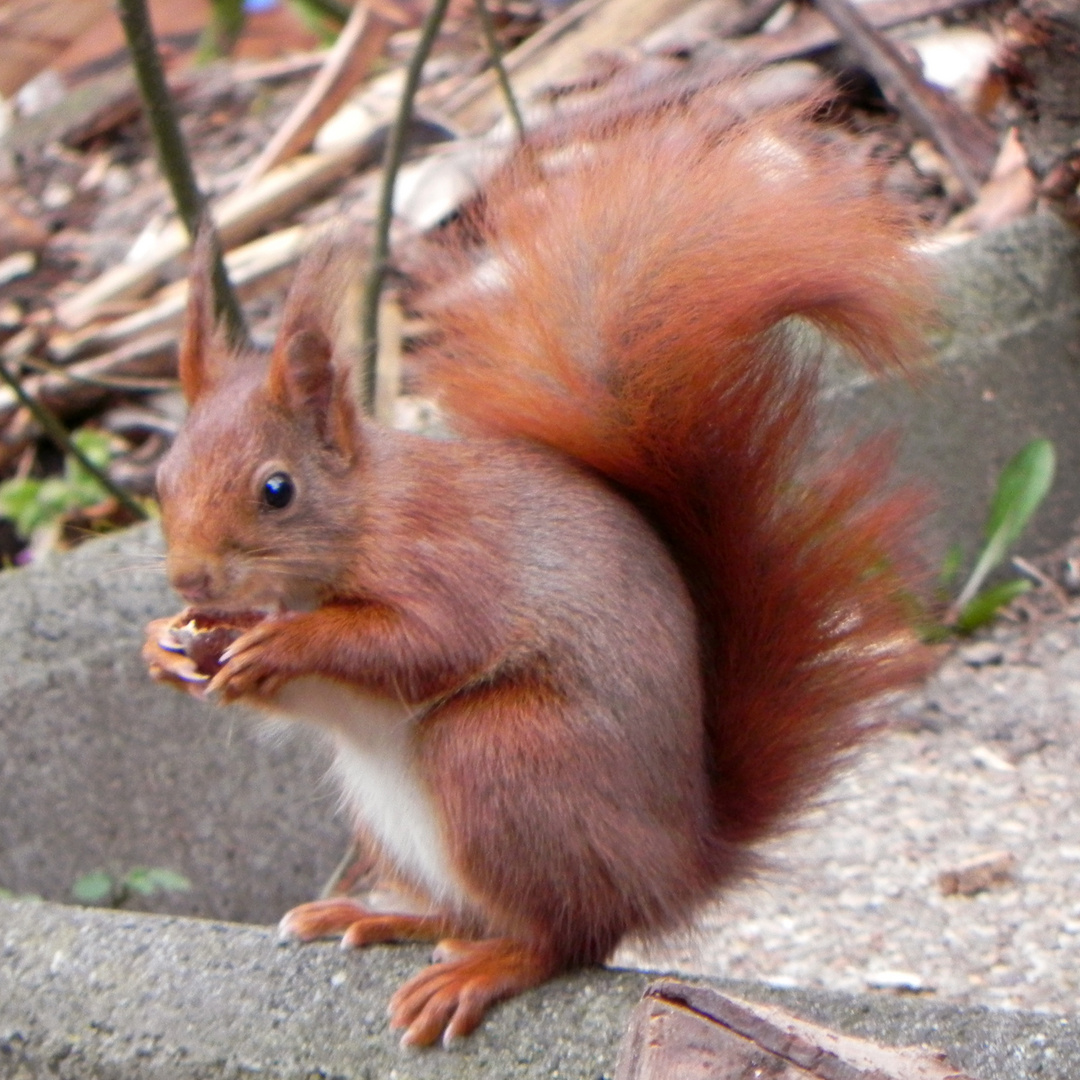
154;608;267;682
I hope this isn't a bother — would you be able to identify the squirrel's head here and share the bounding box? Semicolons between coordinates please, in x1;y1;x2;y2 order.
157;230;365;612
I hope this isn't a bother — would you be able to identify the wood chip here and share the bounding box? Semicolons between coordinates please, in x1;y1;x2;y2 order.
939;851;1017;896
616;980;976;1080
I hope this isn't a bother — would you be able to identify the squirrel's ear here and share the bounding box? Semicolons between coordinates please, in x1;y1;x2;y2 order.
271;323;361;459
178;225;232;406
268;237;362;458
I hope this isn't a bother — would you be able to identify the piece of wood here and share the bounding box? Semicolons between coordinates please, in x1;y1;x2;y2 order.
433;0;698;135
429;0;607;122
0;0;112;97
813;0;997;199
0;332;177;426
241;0;409;187
615;980;978;1080
725;0;788;37
718;0;995;68
54;144;369;331
51;224;314;362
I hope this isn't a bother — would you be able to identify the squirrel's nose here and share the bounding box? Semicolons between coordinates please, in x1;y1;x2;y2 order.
168;560;218;603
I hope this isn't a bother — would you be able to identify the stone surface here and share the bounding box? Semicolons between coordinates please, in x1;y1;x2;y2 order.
827;211;1080;563
0;523;349;922
2;898;1078;1079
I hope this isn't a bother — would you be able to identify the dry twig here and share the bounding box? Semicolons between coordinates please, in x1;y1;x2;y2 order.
241;0;419;187
361;0;455;408
814;0;997;199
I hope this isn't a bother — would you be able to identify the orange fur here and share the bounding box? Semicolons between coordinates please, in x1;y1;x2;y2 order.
150;93;934;1047
417;97;934;843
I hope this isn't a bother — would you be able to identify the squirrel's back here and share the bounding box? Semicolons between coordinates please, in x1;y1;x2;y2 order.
415;92;934;848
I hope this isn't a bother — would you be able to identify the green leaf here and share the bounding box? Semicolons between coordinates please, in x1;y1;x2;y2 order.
0;428;116;544
938;543;964;589
72;870;115;905
0;478;44;536
955;578;1033;633
985;439;1056;549
122;867;192;896
64;431;113;511
953;440;1055;613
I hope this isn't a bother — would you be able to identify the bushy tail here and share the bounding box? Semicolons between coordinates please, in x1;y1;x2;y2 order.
417;94;935;845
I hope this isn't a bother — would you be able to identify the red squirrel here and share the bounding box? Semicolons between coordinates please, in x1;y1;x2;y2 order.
144;94;933;1047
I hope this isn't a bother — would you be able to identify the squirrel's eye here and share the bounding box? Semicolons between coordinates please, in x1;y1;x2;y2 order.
262;472;294;510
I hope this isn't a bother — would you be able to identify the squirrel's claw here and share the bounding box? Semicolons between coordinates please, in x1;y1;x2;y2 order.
389;939;556;1047
279;897;446;948
208;619;295;700
278;897;376;942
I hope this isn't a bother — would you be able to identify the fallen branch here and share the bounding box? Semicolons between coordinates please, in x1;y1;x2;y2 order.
0;334;179;428
716;0;996;68
814;0;997;198
51;225;315;364
241;0;416;187
433;0;694;134
55;144;375;331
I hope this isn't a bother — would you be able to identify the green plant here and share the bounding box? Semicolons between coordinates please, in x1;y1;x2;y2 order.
71;867;192;909
0;886;41;901
0;428;127;548
941;438;1056;634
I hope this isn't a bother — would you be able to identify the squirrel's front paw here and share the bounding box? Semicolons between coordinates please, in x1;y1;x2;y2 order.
143;617;208;696
209;617;301;702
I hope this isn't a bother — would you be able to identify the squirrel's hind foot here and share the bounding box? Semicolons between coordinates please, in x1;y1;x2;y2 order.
389;938;558;1047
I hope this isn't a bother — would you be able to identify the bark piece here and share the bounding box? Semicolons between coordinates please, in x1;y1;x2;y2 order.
717;0;996;70
241;0;416;186
939;851;1017;896
1001;0;1080;222
615;980;977;1080
0;0;111;98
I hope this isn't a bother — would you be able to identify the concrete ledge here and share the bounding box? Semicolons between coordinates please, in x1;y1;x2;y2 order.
3;899;1078;1079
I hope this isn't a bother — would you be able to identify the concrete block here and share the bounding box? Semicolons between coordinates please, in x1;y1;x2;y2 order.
0;524;349;922
2;899;1077;1079
827;212;1080;562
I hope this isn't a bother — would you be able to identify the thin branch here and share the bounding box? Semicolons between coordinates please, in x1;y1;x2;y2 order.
0;360;148;522
724;0;786;37
360;0;454;411
241;0;406;187
474;0;526;141
813;0;997;198
114;0;247;346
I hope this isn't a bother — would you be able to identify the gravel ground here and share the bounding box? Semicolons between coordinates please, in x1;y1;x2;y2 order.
615;610;1080;1015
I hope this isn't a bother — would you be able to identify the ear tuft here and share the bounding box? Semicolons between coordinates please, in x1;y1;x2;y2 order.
268;234;364;457
279;326;335;413
178;224;233;405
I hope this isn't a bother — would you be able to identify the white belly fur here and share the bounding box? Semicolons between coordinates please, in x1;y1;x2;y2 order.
271;676;467;911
